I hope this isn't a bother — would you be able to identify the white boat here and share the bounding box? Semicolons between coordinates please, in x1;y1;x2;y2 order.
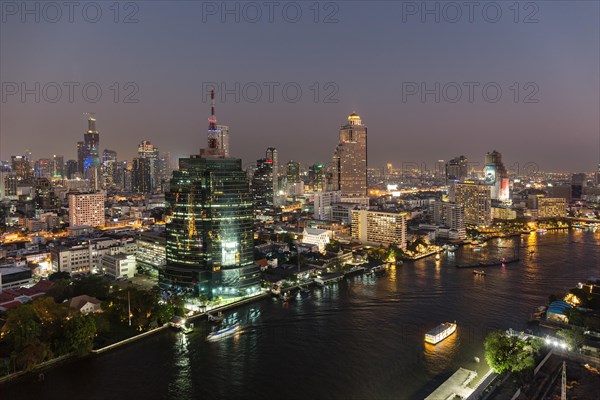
473;270;486;276
207;324;240;342
425;322;457;345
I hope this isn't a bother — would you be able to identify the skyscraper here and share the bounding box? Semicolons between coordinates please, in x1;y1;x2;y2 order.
11;155;33;183
83;115;101;191
138;140;160;191
52;155;64;178
484;150;509;202
252;154;275;212
332;113;368;200
162;97;260;299
132;157;152;193
77;141;85;175
446;156;468;183
103;149;117;189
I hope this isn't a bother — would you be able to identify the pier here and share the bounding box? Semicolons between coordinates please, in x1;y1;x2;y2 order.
425;368;477;399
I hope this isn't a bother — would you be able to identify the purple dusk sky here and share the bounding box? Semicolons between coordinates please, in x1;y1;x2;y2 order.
1;1;599;172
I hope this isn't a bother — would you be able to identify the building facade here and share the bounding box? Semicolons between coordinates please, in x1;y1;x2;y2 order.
455;182;491;226
68;192;105;227
351;209;407;248
332;113;368;199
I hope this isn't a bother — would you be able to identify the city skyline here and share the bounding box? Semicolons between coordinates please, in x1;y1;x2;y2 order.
1;2;599;171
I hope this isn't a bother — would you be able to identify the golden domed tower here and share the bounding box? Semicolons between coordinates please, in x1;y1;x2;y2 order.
332;112;368;199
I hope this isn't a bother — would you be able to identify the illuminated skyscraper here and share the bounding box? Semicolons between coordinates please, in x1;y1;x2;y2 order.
332;113;368;199
446;156;468;183
161;97;260;299
103;149;117;188
138;140;160;191
83;115;101;191
484;150;509;202
252;153;275;212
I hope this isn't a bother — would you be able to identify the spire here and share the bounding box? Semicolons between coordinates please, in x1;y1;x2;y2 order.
208;90;217;131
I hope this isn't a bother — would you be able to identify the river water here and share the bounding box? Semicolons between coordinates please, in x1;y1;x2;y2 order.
4;230;599;400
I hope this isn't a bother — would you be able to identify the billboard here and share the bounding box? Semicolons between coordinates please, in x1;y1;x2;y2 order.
499;178;510;201
484;165;496;185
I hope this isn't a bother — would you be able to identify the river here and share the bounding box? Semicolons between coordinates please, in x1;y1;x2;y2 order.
3;230;599;399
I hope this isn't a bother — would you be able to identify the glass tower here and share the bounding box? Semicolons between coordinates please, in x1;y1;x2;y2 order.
161;94;260;299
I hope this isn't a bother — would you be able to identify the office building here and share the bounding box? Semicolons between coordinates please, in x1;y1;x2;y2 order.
161;99;260;299
68;192;105;227
432;201;466;239
484;150;509;202
446;156;468;182
252;154;275;212
310;190;341;220
571;173;586;201
138;140;160;191
455;182;491;226
132;157;152;193
351;209;407;248
103;149;118;189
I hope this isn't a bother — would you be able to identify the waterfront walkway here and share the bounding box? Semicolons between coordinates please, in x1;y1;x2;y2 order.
425;368;477;399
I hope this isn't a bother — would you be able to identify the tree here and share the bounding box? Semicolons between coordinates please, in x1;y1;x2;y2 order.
64;314;97;354
73;275;110;300
49;271;70;281
557;328;585;350
484;331;540;374
5;304;41;351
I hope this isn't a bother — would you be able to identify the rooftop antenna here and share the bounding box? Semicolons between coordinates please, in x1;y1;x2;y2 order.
208;90;217;131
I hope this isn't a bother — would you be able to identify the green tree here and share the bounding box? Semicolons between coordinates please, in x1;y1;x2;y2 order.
557;328;585;350
565;308;584;326
49;271;71;281
5;304;41;351
484;331;540;374
64;314;97;354
73;275;110;300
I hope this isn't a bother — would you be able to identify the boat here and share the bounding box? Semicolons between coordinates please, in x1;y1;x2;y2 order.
435;253;441;260
473;246;482;252
300;287;310;294
207;312;224;323
473;270;486;276
447;245;459;252
207;324;240;341
425;322;457;345
536;228;547;234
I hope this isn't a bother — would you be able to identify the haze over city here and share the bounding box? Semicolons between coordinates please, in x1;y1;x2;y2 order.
1;2;600;400
1;1;599;171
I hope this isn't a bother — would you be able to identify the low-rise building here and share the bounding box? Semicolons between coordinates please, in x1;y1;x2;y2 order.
101;253;137;279
536;197;567;219
68;294;102;314
302;228;332;252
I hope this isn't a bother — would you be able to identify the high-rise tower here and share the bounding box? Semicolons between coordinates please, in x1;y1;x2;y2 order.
162;96;259;299
83;114;101;191
332;113;368;202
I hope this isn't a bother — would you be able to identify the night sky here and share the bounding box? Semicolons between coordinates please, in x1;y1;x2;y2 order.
1;1;599;171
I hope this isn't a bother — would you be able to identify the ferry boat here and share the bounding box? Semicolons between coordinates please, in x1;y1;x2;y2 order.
425;322;457;345
207;324;240;342
473;270;486;276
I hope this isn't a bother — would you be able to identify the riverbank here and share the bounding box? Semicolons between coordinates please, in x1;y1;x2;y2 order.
0;290;270;385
